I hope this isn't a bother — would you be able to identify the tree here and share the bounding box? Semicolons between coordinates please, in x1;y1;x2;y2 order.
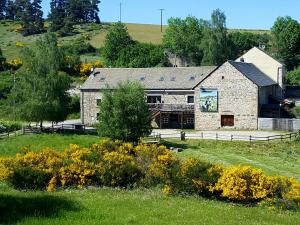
285;66;300;85
228;31;270;58
89;0;100;23
103;23;134;65
201;9;234;66
8;33;71;125
162;16;205;66
15;0;44;36
98;81;152;142
5;0;16;20
0;0;6;20
271;16;300;70
48;0;67;32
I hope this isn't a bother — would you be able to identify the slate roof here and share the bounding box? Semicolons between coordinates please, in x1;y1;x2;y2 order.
81;66;217;90
228;60;277;87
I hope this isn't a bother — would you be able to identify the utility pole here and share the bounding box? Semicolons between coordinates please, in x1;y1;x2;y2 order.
119;2;122;22
159;9;165;32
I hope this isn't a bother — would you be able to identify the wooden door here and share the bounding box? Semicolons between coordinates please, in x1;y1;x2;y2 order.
221;115;234;127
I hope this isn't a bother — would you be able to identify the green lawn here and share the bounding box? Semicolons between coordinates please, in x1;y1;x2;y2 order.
0;134;299;224
162;139;300;180
0;134;100;157
0;184;299;225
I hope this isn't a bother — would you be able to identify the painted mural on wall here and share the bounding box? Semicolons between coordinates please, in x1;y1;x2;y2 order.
200;89;218;112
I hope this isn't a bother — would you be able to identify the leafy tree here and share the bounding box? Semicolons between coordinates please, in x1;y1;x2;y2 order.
103;22;134;65
0;47;6;71
201;9;234;66
285;66;300;85
271;16;300;70
115;42;169;68
98;81;152;142
162;16;205;66
8;33;71;125
228;31;270;57
0;71;13;100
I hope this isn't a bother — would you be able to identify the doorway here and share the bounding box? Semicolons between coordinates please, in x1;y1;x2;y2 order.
221;115;234;127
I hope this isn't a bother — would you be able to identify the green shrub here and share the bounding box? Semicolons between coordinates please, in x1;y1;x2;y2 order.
0;120;22;133
8;166;51;190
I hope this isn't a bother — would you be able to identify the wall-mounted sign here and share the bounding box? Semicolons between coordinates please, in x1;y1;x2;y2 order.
200;89;218;112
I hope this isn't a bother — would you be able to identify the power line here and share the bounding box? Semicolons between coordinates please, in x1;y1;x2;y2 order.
159;9;165;32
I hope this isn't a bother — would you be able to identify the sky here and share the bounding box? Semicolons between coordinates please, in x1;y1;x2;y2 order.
41;0;300;30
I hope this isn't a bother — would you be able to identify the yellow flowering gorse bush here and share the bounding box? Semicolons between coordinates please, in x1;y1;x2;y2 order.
0;140;299;209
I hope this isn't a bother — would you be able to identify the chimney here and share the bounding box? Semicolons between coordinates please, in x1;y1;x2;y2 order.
240;57;245;62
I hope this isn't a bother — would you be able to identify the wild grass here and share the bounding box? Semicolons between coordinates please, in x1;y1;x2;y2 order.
0;134;99;156
162;138;300;180
0;183;299;225
0;134;299;224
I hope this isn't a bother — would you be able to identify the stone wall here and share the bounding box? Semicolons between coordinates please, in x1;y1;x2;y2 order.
81;90;102;125
194;62;259;130
81;90;195;125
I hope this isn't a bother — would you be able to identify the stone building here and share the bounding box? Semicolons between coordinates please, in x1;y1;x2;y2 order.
80;47;284;130
80;66;217;128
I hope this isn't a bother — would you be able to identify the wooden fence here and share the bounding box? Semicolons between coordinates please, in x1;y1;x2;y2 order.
0;130;19;139
150;131;300;144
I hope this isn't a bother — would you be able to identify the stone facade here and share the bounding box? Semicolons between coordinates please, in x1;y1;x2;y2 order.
81;89;194;125
81;90;103;125
194;62;260;130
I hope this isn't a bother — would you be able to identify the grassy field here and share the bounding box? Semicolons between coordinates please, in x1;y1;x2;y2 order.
0;134;100;157
163;139;300;180
0;184;299;225
0;21;269;60
0;134;299;224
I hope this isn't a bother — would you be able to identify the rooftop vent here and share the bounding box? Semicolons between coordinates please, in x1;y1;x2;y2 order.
159;76;164;81
140;76;145;81
240;57;245;62
170;77;176;81
100;77;106;81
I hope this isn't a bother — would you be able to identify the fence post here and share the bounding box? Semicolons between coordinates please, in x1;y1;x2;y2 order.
201;132;203;139
290;133;292;142
281;135;283;142
250;135;252;145
267;136;270;144
180;131;186;141
216;133;218;141
231;135;233;141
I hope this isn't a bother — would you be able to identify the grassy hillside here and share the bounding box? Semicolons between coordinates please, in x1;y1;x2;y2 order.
0;21;268;60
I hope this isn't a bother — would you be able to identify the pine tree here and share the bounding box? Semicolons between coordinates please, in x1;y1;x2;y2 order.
14;0;44;36
5;0;16;20
31;0;44;33
90;0;100;23
0;0;6;20
48;0;67;32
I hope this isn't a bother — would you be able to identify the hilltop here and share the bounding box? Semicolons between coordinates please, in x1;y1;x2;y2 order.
0;21;269;61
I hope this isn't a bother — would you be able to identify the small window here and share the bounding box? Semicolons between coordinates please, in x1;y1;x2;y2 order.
189;76;195;81
162;117;169;124
186;117;194;124
187;96;194;104
147;95;161;104
159;76;164;81
221;76;225;79
97;99;101;106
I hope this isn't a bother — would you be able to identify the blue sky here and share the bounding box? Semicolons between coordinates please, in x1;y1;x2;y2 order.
41;0;300;30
